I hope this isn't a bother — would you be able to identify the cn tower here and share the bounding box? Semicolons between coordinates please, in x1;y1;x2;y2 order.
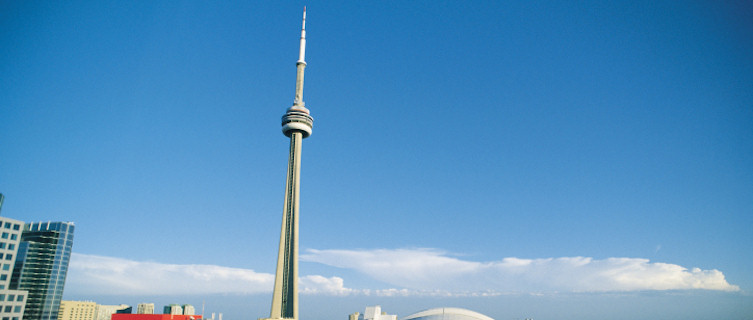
262;7;313;320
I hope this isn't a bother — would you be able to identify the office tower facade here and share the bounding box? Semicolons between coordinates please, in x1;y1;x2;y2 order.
57;301;96;320
136;304;154;315
11;222;75;320
0;215;28;320
262;8;314;320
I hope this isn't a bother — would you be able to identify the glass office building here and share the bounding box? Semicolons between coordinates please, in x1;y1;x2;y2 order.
11;222;74;320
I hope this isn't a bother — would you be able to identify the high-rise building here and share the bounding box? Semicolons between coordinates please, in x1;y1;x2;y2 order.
0;214;28;320
11;221;75;320
261;8;314;320
57;301;96;320
136;304;154;315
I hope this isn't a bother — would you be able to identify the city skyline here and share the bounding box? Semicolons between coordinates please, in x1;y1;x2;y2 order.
1;1;752;320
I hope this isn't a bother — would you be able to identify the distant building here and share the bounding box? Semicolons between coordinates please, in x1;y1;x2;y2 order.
136;304;154;315
350;306;396;320
181;305;194;316
163;305;182;315
11;221;75;320
204;313;221;320
0;214;28;320
403;308;494;320
112;314;201;320
116;307;132;314
58;301;97;320
95;304;129;320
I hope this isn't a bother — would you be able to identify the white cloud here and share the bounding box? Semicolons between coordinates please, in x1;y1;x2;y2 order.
299;275;355;296
66;253;354;296
300;248;740;293
66;249;739;297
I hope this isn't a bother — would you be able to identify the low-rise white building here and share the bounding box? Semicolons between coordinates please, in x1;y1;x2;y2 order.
95;304;130;320
350;306;397;320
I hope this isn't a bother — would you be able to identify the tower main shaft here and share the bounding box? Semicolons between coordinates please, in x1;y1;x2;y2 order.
263;8;313;320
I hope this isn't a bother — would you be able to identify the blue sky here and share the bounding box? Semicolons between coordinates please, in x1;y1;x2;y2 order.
1;1;752;319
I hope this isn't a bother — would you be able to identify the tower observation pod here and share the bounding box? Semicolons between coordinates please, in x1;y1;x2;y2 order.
260;7;312;320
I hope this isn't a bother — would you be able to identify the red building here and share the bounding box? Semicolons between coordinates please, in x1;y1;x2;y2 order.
113;315;202;320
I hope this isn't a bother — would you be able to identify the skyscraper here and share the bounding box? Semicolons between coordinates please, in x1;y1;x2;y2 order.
261;8;313;320
11;222;75;320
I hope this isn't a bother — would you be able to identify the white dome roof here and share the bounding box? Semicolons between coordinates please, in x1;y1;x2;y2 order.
403;308;493;320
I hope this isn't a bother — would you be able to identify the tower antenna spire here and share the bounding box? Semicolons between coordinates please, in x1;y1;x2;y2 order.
293;6;307;108
298;7;306;63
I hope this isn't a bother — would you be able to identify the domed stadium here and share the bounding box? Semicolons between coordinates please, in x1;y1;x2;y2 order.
403;308;494;320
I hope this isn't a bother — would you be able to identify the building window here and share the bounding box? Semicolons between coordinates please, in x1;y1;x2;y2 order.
0;275;7;281
4;255;10;260
2;223;8;229
0;233;6;239
15;295;22;302
6;244;12;250
0;294;5;301
4;306;11;313
12;225;18;231
9;235;15;240
2;264;8;271
0;243;5;249
7;295;13;301
13;306;20;313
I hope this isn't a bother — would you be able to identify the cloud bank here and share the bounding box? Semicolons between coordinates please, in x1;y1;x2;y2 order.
300;248;739;293
66;253;349;296
66;249;738;297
